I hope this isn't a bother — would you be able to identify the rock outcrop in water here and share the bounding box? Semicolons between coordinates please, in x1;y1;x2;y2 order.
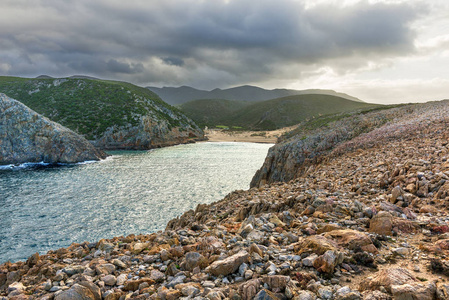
0;93;106;165
3;99;449;299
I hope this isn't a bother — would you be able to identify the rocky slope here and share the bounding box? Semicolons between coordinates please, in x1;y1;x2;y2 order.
0;93;106;165
251;102;438;187
0;77;204;150
3;100;449;299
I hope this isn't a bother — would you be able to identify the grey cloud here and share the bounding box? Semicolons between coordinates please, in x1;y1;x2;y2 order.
162;57;185;67
0;0;426;88
106;59;144;74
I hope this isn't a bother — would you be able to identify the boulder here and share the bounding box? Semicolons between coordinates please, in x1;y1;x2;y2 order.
313;250;344;274
78;281;101;300
437;283;449;300
295;290;317;300
295;235;339;255
55;283;96;300
262;275;290;293
184;252;207;271
391;282;436;300
361;290;391;300
360;267;416;293
239;279;262;300
0;93;106;165
95;263;116;275
254;289;280;300
206;250;249;276
369;212;394;235
102;274;117;286
324;229;377;253
132;242;149;254
123;278;154;291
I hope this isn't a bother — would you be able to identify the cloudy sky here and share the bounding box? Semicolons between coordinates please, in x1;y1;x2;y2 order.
1;0;448;104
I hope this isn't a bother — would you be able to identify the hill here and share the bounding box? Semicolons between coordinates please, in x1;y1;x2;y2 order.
147;84;363;105
178;99;251;129
0;76;204;150
180;94;379;131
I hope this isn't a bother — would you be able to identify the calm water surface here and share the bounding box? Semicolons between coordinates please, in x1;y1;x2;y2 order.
0;142;272;263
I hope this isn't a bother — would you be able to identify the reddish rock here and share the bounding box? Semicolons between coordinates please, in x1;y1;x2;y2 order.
295;235;339;255
360;267;417;293
369;212;393;236
313;250;343;274
324;229;377;253
123;278;155;291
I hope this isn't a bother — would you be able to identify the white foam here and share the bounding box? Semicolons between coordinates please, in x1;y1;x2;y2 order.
76;160;98;165
0;160;102;170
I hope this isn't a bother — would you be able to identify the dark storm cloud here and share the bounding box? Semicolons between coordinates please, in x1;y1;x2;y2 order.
0;0;424;87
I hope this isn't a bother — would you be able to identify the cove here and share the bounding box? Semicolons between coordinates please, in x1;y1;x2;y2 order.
0;142;272;263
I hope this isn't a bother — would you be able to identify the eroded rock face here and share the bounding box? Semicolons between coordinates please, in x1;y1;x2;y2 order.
0;94;106;165
92;113;205;150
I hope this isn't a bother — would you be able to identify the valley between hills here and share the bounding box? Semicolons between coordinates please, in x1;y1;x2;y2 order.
2;76;449;299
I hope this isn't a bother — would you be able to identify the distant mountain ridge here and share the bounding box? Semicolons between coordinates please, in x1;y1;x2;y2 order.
147;85;363;105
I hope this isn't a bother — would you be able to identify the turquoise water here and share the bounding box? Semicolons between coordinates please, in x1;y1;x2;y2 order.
0;142;272;263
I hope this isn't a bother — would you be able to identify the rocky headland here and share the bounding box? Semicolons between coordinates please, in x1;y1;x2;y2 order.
0;77;205;150
0;93;106;165
3;100;449;299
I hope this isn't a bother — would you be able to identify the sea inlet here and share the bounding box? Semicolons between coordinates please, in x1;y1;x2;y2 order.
0;142;272;263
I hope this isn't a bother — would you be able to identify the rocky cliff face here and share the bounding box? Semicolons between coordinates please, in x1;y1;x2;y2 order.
0;93;107;165
92;107;204;150
251;101;449;187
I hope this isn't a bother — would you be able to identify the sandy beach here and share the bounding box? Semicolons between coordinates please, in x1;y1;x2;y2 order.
204;126;298;143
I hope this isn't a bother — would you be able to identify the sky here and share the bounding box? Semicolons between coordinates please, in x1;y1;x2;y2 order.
0;0;448;104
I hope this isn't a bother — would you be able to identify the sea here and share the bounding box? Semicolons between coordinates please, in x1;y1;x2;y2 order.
0;142;272;263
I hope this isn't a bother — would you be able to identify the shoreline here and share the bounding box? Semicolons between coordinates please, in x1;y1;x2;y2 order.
204;126;297;144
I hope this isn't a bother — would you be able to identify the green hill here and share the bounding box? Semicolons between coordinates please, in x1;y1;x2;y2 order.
178;99;251;128
179;94;380;131
0;76;204;149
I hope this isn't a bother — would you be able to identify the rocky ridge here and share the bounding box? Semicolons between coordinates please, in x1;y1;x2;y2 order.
0;93;106;165
3;100;449;299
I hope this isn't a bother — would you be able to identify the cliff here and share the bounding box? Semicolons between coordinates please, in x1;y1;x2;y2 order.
0;93;106;165
0;77;204;150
